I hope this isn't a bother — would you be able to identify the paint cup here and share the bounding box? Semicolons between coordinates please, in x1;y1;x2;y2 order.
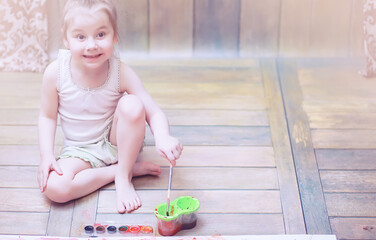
119;225;129;234
175;196;199;230
107;225;117;234
84;225;94;235
155;203;182;236
154;196;200;236
95;225;105;234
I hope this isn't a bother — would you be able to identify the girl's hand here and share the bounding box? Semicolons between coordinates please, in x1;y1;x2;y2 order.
155;135;183;166
37;157;63;192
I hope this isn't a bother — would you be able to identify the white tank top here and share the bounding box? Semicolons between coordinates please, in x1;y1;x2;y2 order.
57;49;123;146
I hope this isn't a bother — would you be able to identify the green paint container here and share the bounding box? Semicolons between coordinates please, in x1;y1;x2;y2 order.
154;196;200;236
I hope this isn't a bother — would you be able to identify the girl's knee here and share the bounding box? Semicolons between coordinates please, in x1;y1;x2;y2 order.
117;95;145;122
44;174;73;203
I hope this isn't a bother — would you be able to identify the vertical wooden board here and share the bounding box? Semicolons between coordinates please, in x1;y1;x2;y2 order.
149;0;193;57
194;0;240;57
46;0;65;59
330;217;376;240
262;59;306;234
279;0;311;57
240;0;280;57
113;0;148;56
278;59;331;234
0;212;49;235
350;0;365;57
309;0;352;57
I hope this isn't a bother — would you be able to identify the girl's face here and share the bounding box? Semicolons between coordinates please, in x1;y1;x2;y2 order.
64;7;117;69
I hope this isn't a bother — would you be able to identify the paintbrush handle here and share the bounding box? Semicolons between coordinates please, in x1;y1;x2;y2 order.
166;164;173;216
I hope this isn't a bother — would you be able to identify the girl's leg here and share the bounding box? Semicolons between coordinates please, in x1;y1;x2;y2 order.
109;94;160;213
44;158;160;203
44;157;116;203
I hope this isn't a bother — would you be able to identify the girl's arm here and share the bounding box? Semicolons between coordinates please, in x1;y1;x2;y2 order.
119;62;183;165
38;61;63;192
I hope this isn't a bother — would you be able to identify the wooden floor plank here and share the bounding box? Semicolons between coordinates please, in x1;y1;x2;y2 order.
262;59;305;234
320;170;376;193
309;112;376;129
325;193;376;217
0;145;275;167
128;167;279;190
0;166;38;188
0;108;268;126
146;126;272;146
98;190;282;214
1;125;271;146
0;109;39;125
312;129;376;149
0;188;50;212
0;126;64;145
0;212;49;235
100;167;279;191
47;201;74;236
70;192;98;237
135;65;262;84
165;109;269;126
0;145;41;166
330;217;376;240
139;146;275;167
127;58;260;68
95;213;285;236
316;149;376;170
278;59;331;234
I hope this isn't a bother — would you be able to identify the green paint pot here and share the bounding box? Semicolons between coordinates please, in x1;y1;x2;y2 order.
154;196;200;236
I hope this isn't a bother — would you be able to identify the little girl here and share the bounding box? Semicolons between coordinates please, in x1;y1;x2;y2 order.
37;0;182;214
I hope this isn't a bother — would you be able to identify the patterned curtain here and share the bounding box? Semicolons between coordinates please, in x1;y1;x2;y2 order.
362;0;376;77
0;0;49;72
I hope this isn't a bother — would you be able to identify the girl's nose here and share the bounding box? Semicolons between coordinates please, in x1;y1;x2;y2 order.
86;37;98;50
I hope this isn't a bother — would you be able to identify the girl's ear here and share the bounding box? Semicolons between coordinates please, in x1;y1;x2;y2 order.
113;35;118;45
63;38;70;49
62;29;70;49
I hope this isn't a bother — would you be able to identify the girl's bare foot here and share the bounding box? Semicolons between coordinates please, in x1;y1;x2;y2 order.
132;161;161;177
115;175;141;214
115;162;160;213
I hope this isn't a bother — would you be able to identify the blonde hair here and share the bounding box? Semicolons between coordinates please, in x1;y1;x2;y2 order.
62;0;118;39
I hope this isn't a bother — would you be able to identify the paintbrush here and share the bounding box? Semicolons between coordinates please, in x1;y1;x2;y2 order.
166;164;173;216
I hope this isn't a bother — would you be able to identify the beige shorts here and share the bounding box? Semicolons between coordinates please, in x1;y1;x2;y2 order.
58;127;118;168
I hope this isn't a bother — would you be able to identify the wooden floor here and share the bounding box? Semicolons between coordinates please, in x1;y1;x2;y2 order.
0;58;374;239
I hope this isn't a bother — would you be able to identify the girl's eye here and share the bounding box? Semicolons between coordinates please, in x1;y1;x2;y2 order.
97;32;105;38
77;34;85;40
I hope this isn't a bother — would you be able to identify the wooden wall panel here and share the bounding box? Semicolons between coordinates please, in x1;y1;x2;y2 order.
46;0;365;58
46;0;65;60
240;0;281;57
194;0;241;57
279;0;311;57
114;0;148;57
350;0;365;57
309;0;352;57
149;0;193;57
